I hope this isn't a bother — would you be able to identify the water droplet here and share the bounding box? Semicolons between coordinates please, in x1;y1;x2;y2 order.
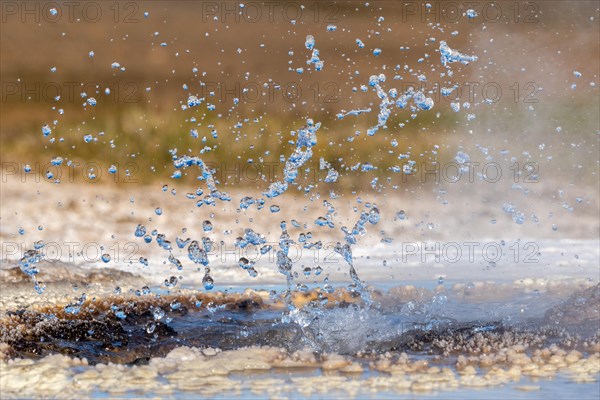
465;9;477;18
202;272;214;290
165;276;178;288
34;280;46;294
152;307;165;320
146;321;156;334
42;125;52;137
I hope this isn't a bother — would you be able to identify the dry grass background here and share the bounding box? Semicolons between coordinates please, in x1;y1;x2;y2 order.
0;1;598;188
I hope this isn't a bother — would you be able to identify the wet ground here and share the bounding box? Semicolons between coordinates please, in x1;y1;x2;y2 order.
1;281;598;398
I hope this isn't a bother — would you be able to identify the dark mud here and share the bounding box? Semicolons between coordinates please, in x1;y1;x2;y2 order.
2;285;598;365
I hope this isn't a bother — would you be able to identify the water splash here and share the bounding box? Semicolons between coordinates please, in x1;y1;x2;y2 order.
439;41;478;68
